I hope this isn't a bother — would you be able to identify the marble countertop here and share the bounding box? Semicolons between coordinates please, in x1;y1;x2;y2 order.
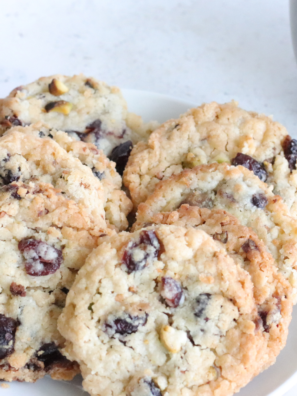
0;1;297;395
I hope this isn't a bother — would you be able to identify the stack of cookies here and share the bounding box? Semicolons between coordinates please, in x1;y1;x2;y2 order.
0;75;295;396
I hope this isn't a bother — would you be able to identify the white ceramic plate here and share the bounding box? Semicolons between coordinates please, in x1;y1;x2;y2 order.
4;89;297;396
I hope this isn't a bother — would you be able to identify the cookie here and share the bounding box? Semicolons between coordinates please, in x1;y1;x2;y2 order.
3;124;133;231
0;129;126;233
134;205;292;366
0;74;158;159
0;179;111;382
123;101;293;209
135;163;297;301
58;224;291;396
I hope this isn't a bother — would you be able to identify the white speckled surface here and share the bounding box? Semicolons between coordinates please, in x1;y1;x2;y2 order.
0;1;297;395
0;0;297;132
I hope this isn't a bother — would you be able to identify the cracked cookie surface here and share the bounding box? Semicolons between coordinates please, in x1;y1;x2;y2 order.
0;129;121;234
134;205;292;372
0;180;109;382
58;224;290;396
123;101;297;213
3;124;133;231
0;74;157;157
135;163;297;302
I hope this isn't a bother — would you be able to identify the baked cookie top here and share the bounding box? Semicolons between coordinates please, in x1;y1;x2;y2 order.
0;129;113;234
0;181;107;382
0;74;157;157
123;101;291;209
134;205;292;369
135;163;297;301
3;124;133;231
58;224;289;396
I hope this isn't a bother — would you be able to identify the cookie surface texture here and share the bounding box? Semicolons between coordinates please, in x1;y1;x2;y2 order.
58;224;288;396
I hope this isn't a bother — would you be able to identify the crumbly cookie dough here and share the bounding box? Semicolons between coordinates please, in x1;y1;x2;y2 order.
135;163;297;301
3;124;133;231
123;101;297;212
0;180;108;382
0;74;157;157
58;224;291;396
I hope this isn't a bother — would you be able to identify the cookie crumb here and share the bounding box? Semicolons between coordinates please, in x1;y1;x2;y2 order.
1;383;10;389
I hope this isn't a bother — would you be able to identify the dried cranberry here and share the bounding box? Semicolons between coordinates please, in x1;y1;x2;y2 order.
105;313;148;337
109;140;133;176
242;239;259;254
0;314;17;359
0;184;21;199
257;311;270;332
1;115;23;129
143;378;162;396
122;230;161;274
10;282;26;297
79;120;103;146
283;135;297;171
85;79;95;89
251;193;267;209
213;231;228;243
36;343;65;368
160;277;184;308
231;153;267;182
92;168;105;180
181;192;214;209
18;239;63;276
194;293;211;318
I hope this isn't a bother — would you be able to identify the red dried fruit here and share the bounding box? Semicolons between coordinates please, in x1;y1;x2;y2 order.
242;239;259;254
109;140;133;176
10;282;26;297
105;313;148;336
143;378;162;396
251;193;268;209
161;277;184;308
0;314;17;359
18;239;63;276
283;135;297;171
122;231;161;274
36;343;66;368
232;153;267;181
194;293;211;318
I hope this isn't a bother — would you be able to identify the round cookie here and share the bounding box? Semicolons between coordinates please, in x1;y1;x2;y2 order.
3;123;133;231
135;163;297;301
0;179;110;382
0;129;119;234
0;74;158;157
58;224;291;396
123;101;293;209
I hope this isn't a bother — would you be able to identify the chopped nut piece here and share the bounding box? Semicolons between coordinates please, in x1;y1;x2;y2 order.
44;101;72;115
213;152;230;164
182;153;204;169
160;325;187;353
48;79;69;96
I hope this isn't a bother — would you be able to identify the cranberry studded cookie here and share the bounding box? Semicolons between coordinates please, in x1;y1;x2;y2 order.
134;205;292;369
0;129;126;233
3;124;133;231
135;163;297;301
0;179;111;382
124;101;297;212
58;224;291;396
0;74;157;162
